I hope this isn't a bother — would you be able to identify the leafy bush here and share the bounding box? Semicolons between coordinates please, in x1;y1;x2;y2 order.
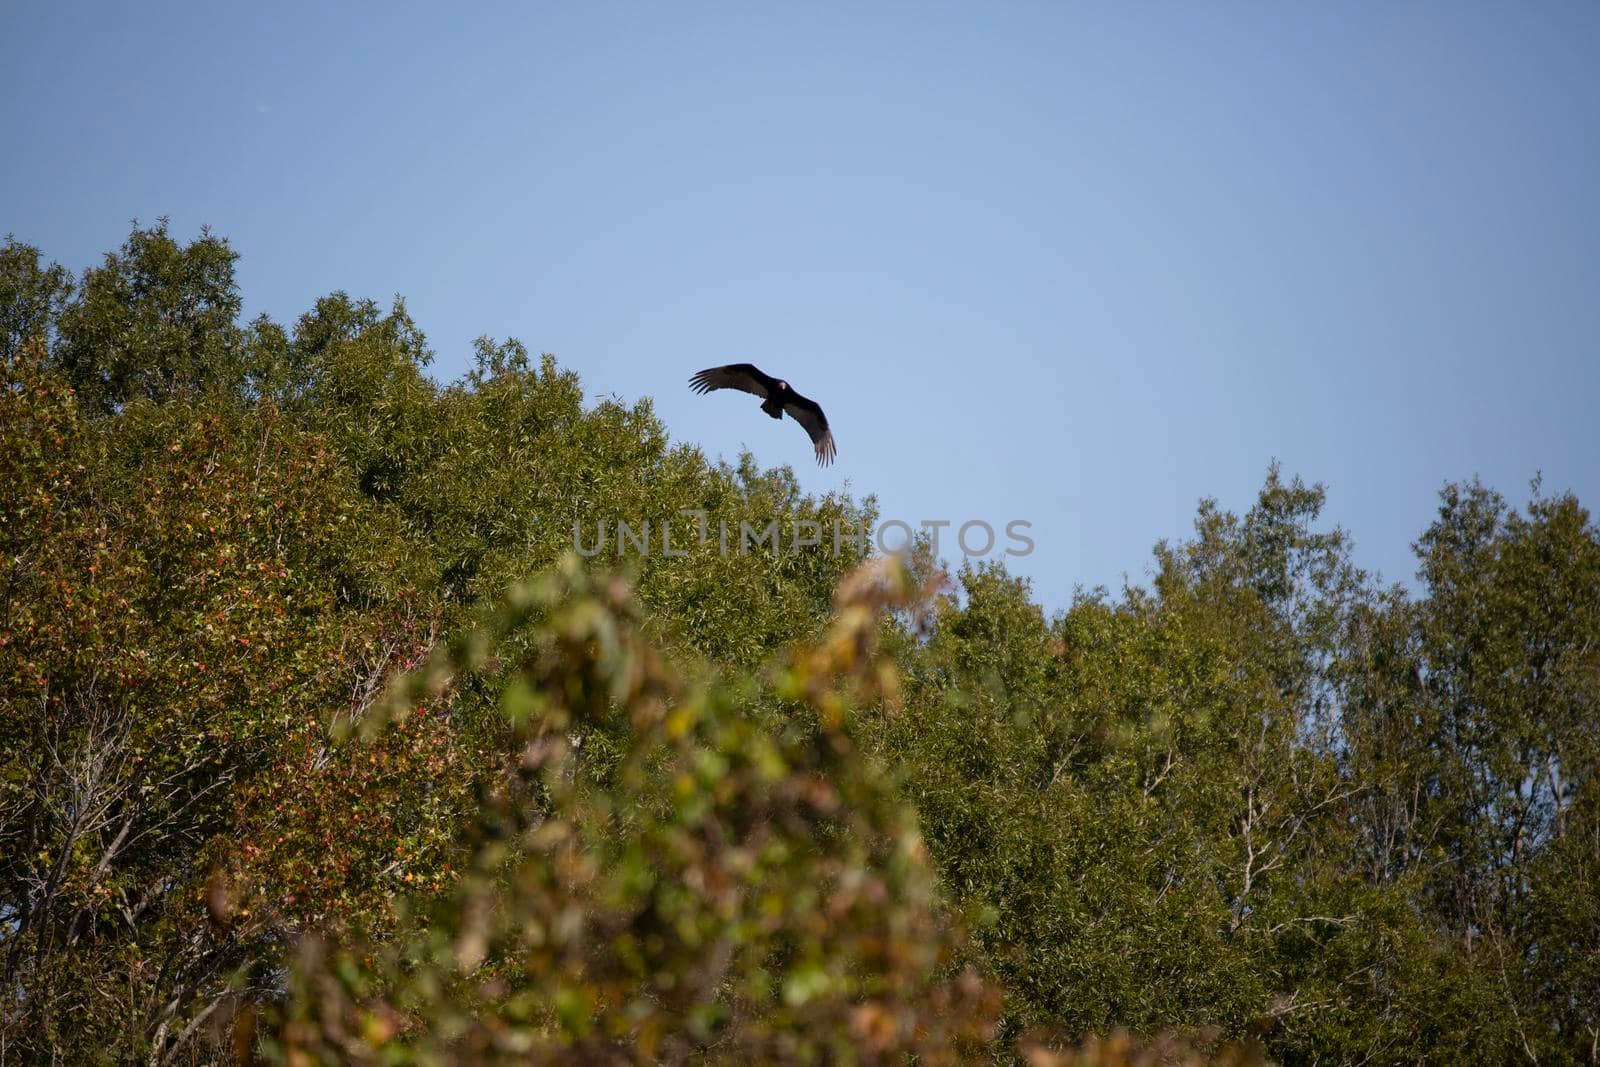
274;558;999;1064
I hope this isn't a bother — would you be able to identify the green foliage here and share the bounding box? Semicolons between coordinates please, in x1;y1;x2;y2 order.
3;225;1597;1065
1337;478;1600;1062
276;559;998;1063
0;339;441;1063
53;220;249;413
0;237;73;360
867;472;1600;1064
0;227;881;1063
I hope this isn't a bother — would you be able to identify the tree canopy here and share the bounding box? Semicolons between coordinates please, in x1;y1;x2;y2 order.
2;224;1595;1065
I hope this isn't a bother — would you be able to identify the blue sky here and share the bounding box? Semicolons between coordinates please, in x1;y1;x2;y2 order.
5;2;1597;610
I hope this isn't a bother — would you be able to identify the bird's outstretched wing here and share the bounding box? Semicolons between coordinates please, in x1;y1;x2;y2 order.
782;392;836;466
689;363;775;399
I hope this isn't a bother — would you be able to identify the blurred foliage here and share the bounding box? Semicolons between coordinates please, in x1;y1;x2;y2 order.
275;558;998;1064
2;225;1597;1065
1019;1029;1268;1067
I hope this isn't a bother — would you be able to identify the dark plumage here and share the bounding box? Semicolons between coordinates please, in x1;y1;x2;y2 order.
689;363;837;466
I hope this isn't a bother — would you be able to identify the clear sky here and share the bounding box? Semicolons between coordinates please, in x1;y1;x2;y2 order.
5;2;1597;610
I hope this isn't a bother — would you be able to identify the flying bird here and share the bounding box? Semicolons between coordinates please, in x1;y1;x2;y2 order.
689;363;837;466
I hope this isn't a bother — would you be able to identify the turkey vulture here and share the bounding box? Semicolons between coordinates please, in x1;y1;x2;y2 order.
689;363;837;466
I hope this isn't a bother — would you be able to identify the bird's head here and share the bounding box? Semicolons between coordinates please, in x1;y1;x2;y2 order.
777;380;789;391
